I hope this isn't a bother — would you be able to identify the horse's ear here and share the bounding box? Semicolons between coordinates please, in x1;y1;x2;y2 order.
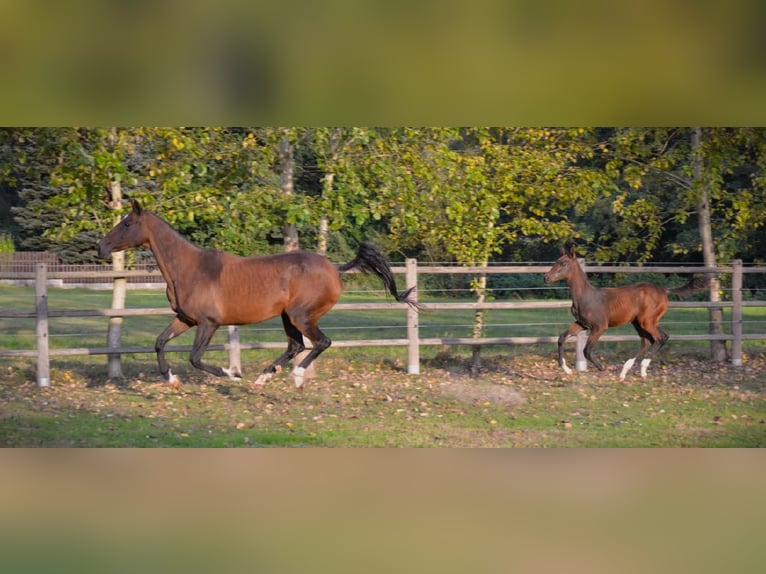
559;245;566;256
569;245;577;258
129;198;142;215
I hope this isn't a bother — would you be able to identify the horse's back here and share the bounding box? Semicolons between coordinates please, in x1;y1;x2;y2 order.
220;250;342;323
604;282;668;326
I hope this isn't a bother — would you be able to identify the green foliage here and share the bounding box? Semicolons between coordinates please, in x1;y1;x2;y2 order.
0;233;14;253
2;126;765;267
589;127;766;263
364;127;611;265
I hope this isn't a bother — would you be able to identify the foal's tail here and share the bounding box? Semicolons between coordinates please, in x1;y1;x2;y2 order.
338;242;421;310
668;275;711;298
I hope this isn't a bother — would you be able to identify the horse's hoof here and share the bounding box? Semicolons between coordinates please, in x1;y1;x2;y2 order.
253;372;273;386
223;366;242;380
292;367;306;388
168;370;182;389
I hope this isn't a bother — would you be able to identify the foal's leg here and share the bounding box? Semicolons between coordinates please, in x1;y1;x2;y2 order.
583;325;607;371
155;316;192;384
557;323;585;375
619;328;652;381
253;312;306;386
632;323;669;379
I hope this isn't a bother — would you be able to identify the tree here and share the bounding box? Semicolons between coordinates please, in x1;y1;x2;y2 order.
6;127;286;259
307;127;375;255
277;129;300;252
364;127;610;372
601;127;766;360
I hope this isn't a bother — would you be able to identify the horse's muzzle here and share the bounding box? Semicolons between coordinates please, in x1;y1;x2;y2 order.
97;240;112;259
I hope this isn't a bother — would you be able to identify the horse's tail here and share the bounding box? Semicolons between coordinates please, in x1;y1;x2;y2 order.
338;242;421;310
667;275;711;298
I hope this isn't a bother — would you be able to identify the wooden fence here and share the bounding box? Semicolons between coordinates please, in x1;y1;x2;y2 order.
2;260;765;387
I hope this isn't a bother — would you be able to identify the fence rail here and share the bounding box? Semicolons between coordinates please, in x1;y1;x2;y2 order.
2;260;766;386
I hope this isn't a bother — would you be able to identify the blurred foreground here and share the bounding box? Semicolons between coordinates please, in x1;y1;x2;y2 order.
1;450;763;574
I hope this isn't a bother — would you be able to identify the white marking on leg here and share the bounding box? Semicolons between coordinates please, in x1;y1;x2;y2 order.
561;359;573;376
168;369;180;384
222;367;242;381
253;372;273;386
640;358;651;378
292;366;306;388
619;358;636;380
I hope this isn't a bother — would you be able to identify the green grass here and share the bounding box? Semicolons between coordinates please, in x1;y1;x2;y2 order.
1;284;765;447
3;283;765;352
1;347;764;447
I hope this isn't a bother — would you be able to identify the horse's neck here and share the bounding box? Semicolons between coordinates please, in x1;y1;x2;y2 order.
146;214;201;285
567;265;595;300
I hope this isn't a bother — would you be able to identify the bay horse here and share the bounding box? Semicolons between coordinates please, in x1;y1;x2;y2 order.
543;246;708;380
97;199;418;389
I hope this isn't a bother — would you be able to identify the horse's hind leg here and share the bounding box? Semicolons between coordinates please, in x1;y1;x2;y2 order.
286;315;331;389
155;316;192;385
254;312;306;386
292;324;331;388
636;325;669;379
189;321;227;378
619;333;652;381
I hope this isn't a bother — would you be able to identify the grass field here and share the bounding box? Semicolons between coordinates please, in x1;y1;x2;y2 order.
1;284;765;447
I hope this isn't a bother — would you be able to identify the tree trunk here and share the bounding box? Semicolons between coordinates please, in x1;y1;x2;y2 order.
692;127;727;362
106;179;125;378
279;133;313;376
470;272;487;376
279;135;300;252
318;171;334;256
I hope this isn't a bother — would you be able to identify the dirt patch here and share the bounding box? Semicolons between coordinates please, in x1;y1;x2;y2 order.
441;379;526;406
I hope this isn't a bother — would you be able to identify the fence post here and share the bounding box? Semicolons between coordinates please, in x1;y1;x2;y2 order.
35;263;50;387
406;258;420;375
575;258;588;371
575;331;588;371
731;260;743;367
106;252;126;378
228;325;241;375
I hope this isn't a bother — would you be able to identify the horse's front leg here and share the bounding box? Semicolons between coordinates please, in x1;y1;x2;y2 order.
558;323;584;375
155;316;192;385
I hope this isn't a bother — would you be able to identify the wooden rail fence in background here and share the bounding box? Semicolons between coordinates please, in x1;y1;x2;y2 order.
2;260;765;387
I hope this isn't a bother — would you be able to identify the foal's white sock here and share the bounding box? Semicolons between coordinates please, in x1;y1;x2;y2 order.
640;358;652;378
619;358;636;380
292;366;306;388
561;359;573;375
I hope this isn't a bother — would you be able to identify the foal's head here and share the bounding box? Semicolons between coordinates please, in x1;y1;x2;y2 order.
97;199;151;258
543;246;580;284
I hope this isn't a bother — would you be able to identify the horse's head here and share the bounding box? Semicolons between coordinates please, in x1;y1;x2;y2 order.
543;245;578;284
97;199;150;258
